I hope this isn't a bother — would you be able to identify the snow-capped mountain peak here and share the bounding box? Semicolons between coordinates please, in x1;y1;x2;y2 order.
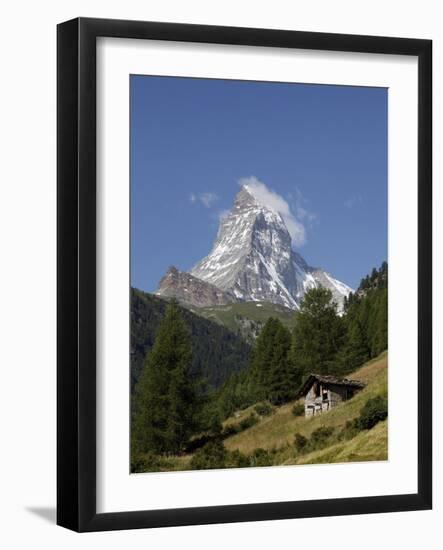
188;186;353;311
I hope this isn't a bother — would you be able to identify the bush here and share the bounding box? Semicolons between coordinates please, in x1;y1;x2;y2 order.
254;402;274;417
190;440;227;470
221;423;240;438
130;453;165;473
357;396;388;430
226;449;250;468
294;433;308;453
336;395;388;442
185;433;214;453
338;419;360;442
208;413;224;437
221;413;259;439
239;413;259;431
309;426;335;450
249;448;273;467
291;403;305;417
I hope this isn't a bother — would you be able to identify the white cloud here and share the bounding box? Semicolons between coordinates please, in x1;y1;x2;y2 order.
239;176;306;247
200;192;218;208
293;187;317;224
344;194;363;209
189;192;218;208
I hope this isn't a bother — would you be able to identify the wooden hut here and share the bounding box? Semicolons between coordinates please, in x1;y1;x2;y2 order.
297;374;365;417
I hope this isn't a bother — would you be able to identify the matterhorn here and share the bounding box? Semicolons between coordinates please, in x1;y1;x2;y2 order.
157;184;352;311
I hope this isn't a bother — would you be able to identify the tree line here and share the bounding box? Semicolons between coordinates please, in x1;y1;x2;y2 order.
217;261;388;417
132;262;388;458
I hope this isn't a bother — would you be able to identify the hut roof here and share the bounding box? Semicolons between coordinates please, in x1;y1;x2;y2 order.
296;373;365;399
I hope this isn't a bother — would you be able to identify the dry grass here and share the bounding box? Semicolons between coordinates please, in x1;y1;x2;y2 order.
136;352;388;472
286;419;388;465
224;353;388;455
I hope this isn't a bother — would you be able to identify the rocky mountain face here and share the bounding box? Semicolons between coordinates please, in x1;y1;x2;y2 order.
156;185;352;311
156;266;238;308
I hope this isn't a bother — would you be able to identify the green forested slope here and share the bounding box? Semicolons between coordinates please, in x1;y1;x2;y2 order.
131;288;251;390
188;301;296;342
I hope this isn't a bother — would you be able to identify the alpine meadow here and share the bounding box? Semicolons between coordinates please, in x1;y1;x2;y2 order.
130;76;388;473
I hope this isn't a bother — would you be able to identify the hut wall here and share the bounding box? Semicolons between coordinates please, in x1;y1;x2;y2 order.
327;383;348;406
303;379;362;418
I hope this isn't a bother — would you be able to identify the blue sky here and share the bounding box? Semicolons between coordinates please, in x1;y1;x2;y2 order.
131;75;387;292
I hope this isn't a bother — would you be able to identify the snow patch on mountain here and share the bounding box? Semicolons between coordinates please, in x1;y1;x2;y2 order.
188;185;353;311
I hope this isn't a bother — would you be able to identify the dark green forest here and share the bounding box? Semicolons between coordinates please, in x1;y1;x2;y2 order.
132;299;200;455
131;262;388;462
131;289;251;390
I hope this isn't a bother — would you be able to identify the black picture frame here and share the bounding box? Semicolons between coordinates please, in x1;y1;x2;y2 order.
57;17;432;532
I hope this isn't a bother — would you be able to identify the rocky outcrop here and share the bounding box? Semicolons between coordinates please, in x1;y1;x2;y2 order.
156;266;238;308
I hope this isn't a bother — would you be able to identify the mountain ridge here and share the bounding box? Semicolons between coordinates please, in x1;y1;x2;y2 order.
156;185;352;311
156;266;238;307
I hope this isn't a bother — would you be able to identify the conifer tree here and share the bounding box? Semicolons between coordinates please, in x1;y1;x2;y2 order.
268;321;293;404
341;262;388;369
371;289;388;356
250;317;279;399
132;299;198;455
291;287;345;376
338;318;370;373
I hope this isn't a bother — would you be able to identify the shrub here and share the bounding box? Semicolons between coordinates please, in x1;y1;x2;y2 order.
295;426;336;455
338;419;360;441
226;449;250;468
185;433;214;453
131;453;164;473
221;413;259;440
309;426;335;450
208;413;224;437
357;396;388;430
291;403;305;417
336;396;388;442
239;413;259;431
190;440;227;470
254;402;274;417
249;448;273;467
294;433;308;453
221;423;240;438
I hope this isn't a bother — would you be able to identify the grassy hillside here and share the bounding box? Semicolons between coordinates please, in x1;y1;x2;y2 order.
224;352;386;451
291;419;387;465
188;301;297;341
133;352;387;472
222;351;387;464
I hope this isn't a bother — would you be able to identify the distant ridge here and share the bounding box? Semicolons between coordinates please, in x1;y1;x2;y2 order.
156;266;238;308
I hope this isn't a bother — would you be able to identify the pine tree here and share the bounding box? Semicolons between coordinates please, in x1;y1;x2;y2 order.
371;288;388;356
380;262;388;289
132;299;198;455
248;317;301;405
342;262;388;368
338;318;370;373
250;317;279;399
268;321;294;404
291;287;345;376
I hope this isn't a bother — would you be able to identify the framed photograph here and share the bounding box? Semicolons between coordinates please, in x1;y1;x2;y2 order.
57;17;432;532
